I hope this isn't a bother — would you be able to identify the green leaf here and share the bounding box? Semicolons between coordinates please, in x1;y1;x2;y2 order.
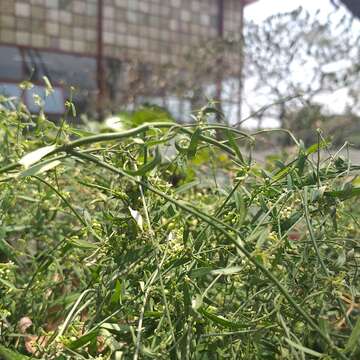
335;249;346;268
345;316;360;353
146;135;176;146
211;266;242;275
226;129;244;164
67;238;99;250
189;267;213;278
175;140;189;155
19;160;61;178
0;277;18;291
296;152;306;175
67;330;98;350
125;147;161;176
19;145;56;168
175;180;200;194
306;140;329;156
43;76;54;96
110;280;122;305
233;191;246;226
128;207;143;231
284;338;324;358
187;128;201;159
68;128;96;137
246;227;269;245
199;308;246;330
310;186;327;202
0;236;18;264
132;137;145;145
325;187;360;201
182;282;191;316
144;311;163;318
352;177;360;188
0;345;30;360
272;165;293;182
141;346;159;358
101;323;131;334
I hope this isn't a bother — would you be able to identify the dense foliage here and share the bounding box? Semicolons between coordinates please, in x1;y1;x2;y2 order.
0;100;359;359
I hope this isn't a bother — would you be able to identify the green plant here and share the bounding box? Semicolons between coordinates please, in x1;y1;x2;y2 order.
0;101;359;359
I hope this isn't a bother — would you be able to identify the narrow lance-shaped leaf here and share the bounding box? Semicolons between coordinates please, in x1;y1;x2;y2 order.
345;316;360;353
43;76;54;96
225;129;244;164
19;145;56;169
129;207;143;231
0;344;30;360
189;267;213;278
175;140;189;155
20;160;61;178
211;266;242;275
284;338;324;358
199;308;246;330
306;140;329;156
325;186;360;200
68;237;99;250
187;128;201;159
67;330;99;350
233;191;246;226
125;147;161;176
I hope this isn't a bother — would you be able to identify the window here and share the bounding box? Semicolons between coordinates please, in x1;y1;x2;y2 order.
0;83;22;109
40;52;97;90
23;48;48;81
24;85;65;114
0;46;23;81
23;50;97;90
0;44;98;115
22;49;97;114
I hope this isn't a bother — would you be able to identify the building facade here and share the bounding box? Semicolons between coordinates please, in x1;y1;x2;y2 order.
0;0;254;119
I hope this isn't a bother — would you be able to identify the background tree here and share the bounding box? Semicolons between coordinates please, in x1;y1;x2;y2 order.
104;38;243;124
243;6;360;143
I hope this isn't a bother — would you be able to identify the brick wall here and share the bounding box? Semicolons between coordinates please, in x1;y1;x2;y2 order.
0;0;243;64
0;0;98;53
0;0;244;120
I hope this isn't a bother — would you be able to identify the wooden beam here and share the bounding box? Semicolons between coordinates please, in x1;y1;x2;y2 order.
339;0;360;18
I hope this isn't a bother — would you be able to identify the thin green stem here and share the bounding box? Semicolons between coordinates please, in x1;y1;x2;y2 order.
69;149;348;360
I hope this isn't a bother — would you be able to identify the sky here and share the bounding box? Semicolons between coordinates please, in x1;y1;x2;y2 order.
241;0;357;128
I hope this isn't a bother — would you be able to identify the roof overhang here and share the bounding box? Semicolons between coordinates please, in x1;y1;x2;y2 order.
242;0;258;6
